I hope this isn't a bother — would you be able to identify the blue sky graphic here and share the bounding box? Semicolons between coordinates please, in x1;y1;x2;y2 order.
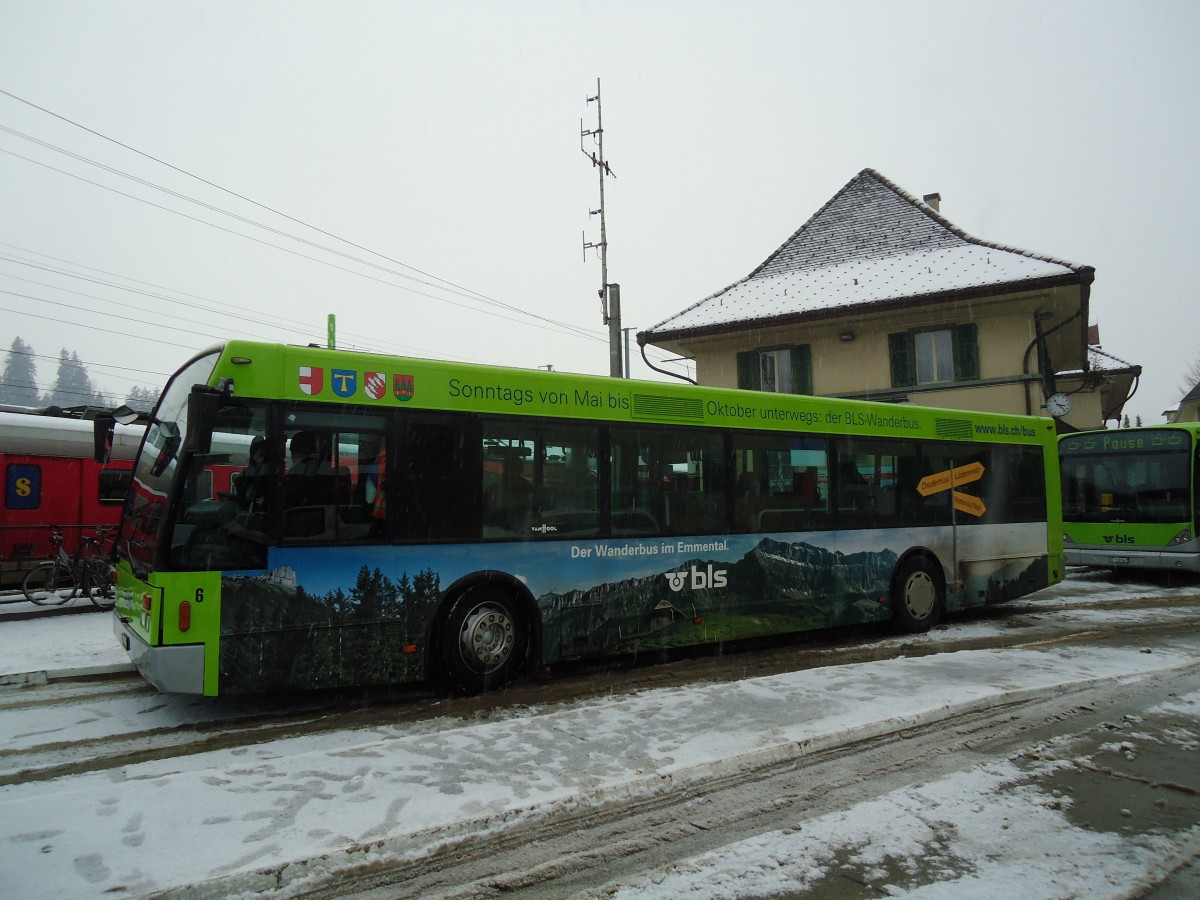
265;530;942;599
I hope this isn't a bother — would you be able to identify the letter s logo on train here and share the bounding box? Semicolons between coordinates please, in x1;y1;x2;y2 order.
6;464;40;509
298;366;323;395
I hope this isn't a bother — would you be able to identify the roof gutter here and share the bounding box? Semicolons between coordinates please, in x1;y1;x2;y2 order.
639;271;1087;347
1021;267;1094;415
638;337;697;385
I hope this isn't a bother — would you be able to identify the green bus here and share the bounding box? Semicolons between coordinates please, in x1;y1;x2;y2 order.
1059;424;1200;572
107;340;1063;696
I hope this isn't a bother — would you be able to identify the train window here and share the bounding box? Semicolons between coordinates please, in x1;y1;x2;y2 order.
98;470;131;505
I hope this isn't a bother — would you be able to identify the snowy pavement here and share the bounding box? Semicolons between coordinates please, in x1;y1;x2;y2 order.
0;602;132;685
0;577;1198;897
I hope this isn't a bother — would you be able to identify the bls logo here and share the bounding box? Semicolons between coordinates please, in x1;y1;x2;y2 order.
1102;534;1134;544
665;564;728;592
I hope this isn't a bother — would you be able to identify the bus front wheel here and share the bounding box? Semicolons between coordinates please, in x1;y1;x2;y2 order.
892;557;944;633
438;585;527;694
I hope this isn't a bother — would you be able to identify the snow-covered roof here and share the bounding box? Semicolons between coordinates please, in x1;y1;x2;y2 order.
642;168;1093;342
1086;345;1141;375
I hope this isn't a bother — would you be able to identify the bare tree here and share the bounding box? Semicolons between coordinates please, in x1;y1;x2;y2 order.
1184;351;1200;398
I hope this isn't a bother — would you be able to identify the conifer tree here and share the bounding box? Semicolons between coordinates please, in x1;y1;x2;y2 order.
0;337;39;407
125;385;159;410
46;349;97;409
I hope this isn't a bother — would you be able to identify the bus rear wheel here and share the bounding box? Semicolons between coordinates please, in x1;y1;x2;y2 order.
439;585;526;694
892;556;944;633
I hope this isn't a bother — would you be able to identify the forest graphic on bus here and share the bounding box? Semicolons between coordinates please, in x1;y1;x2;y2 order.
215;526;1050;693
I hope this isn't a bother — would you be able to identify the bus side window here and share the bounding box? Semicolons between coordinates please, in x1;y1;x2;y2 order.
610;426;723;537
400;417;481;542
281;429;383;541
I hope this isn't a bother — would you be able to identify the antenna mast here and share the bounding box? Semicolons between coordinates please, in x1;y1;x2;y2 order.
581;78;623;377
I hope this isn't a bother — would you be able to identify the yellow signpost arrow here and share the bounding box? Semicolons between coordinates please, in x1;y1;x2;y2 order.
916;461;985;497
953;491;986;517
916;462;987;518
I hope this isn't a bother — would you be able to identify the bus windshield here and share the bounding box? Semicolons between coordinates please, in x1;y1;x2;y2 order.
119;349;221;575
1060;430;1194;524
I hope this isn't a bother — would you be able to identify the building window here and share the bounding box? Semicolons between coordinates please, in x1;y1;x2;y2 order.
889;324;978;388
761;348;792;393
737;344;812;394
915;329;954;384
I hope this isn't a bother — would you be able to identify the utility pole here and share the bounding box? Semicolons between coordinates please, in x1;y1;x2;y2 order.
581;78;623;378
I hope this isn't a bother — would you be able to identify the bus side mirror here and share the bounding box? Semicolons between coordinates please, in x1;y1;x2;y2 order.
93;415;115;464
112;404;141;426
185;389;220;455
150;424;181;477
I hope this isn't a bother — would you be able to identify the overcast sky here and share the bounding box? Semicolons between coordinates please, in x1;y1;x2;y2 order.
2;1;1197;424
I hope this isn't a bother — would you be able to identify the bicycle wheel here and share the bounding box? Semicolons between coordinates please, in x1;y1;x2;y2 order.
84;558;117;610
22;560;79;606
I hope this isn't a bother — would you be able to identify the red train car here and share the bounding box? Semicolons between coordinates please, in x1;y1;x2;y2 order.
0;410;145;588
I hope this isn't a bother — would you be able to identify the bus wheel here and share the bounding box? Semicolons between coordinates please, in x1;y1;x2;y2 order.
892;557;943;633
439;586;526;694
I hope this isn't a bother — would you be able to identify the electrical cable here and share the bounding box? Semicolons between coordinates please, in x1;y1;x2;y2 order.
0;90;693;376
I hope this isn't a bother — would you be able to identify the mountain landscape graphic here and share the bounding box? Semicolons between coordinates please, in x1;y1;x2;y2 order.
540;538;898;656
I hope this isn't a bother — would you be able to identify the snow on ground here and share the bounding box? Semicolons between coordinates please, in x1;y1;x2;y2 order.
597;754;1191;900
0;605;132;680
600;685;1200;900
0;567;1185;680
0;572;1198;898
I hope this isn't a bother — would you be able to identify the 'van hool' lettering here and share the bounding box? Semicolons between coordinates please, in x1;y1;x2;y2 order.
448;378;535;407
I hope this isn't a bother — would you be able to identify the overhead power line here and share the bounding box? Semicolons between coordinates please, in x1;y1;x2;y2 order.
2;345;167;379
0;93;604;345
0;88;693;375
0;248;545;367
0;144;614;353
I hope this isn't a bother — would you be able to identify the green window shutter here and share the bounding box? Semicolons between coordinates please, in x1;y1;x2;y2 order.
790;344;812;394
888;332;913;388
737;351;761;390
954;323;979;382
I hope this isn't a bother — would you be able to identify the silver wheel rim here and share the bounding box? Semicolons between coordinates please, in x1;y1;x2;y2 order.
457;601;516;673
904;570;936;620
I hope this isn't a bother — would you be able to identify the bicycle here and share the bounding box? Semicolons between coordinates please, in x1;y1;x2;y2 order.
21;526;117;610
